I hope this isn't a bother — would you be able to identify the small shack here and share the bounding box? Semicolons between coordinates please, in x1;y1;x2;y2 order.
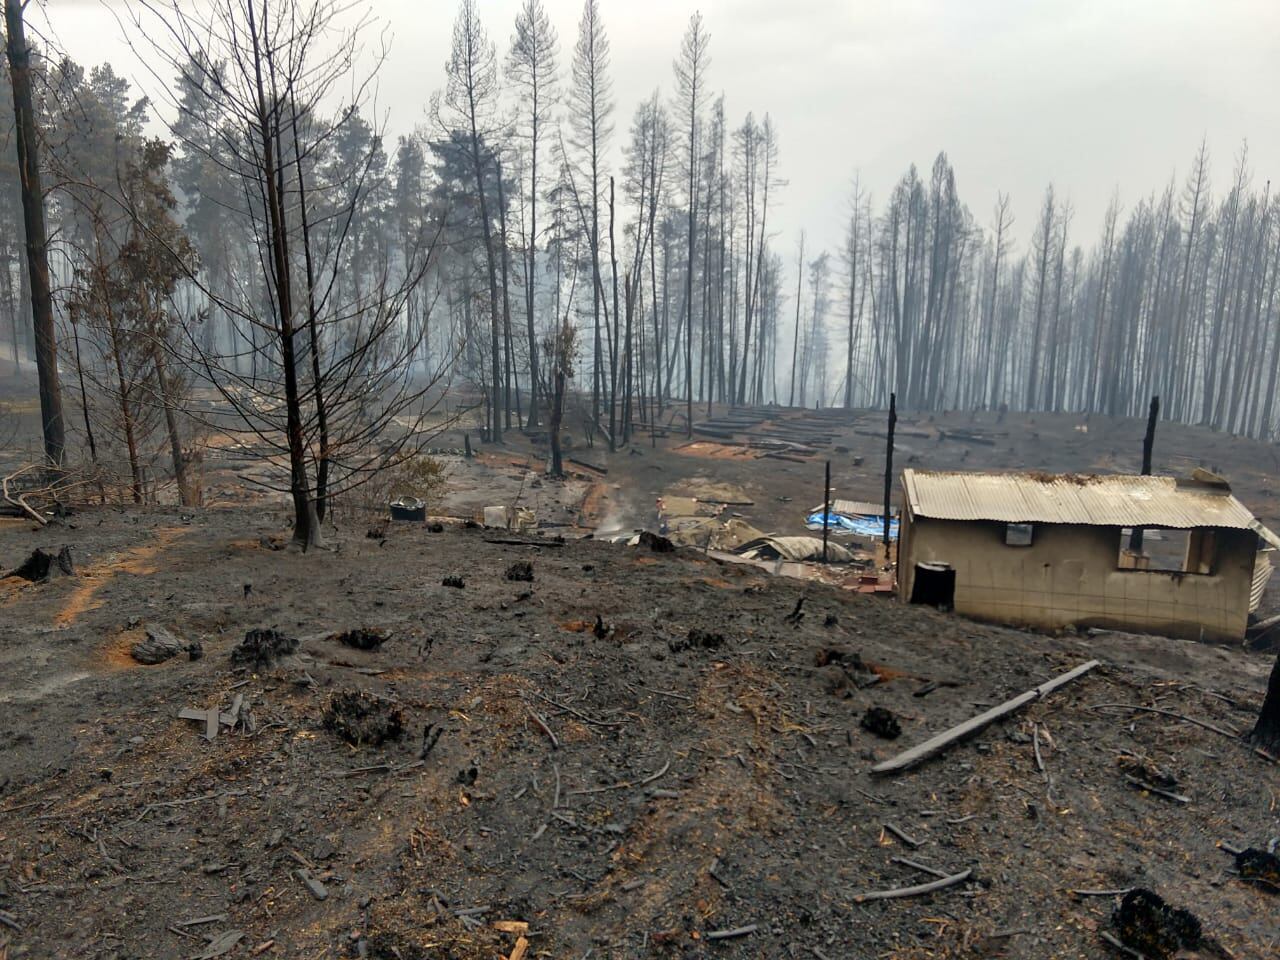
896;469;1278;642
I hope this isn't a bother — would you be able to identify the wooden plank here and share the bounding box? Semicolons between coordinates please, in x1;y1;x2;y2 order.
871;661;1101;774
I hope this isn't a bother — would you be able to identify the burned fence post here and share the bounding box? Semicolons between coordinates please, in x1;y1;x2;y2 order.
822;460;831;563
884;392;897;562
1130;395;1159;554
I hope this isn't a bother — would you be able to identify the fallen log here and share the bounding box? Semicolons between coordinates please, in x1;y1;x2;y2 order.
871;660;1101;774
567;457;608;476
851;868;971;903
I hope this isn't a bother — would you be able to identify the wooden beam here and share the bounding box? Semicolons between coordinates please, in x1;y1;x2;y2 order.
871;660;1101;774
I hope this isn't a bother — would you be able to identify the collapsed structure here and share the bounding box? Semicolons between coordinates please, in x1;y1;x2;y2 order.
896;469;1278;642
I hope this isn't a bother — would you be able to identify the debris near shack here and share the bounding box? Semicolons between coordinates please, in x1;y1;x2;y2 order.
636;530;675;552
736;535;855;563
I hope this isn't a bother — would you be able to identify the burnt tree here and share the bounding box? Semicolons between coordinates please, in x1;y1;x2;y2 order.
1249;653;1280;754
5;0;65;467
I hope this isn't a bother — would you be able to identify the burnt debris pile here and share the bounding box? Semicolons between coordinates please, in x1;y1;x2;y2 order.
322;690;404;747
230;628;299;671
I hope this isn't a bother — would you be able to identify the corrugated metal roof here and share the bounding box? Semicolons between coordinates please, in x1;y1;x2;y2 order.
736;536;855;562
808;499;891;517
902;469;1264;530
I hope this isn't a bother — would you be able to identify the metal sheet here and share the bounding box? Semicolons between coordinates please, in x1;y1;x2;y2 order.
808;499;891;517
902;469;1264;530
735;536;854;563
1251;550;1273;613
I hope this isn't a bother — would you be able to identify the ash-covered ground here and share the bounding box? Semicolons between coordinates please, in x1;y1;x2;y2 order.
0;499;1277;959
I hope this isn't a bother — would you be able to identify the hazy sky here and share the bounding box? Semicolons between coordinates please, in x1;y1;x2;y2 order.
38;0;1280;261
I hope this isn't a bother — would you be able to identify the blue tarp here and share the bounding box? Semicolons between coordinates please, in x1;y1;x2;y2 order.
805;511;899;540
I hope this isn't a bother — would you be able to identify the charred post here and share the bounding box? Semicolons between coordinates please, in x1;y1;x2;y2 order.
1131;395;1159;554
884;392;896;560
822;459;831;563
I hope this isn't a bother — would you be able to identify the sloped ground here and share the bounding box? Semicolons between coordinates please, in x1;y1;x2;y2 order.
0;507;1277;959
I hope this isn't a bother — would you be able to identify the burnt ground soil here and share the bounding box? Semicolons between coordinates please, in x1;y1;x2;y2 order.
0;505;1278;960
2;392;1280;959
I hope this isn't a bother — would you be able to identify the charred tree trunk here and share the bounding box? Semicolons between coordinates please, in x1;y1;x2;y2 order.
623;272;634;444
289;95;329;523
1249;653;1280;754
108;322;143;504
498;160;519;429
549;368;565;477
472;157;503;444
5;0;64;468
608;177;619;450
788;233;804;407
69;319;99;493
248;0;317;548
152;344;193;507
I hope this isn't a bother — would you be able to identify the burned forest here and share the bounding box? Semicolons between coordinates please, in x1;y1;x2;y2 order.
0;2;1278;959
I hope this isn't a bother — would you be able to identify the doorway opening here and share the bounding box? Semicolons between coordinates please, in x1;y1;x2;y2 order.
910;561;955;610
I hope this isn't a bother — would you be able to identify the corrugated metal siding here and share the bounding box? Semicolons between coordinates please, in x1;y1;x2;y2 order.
1251;550;1273;612
902;469;1262;529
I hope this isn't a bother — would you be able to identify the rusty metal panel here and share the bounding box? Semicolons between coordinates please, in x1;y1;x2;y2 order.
902;469;1265;530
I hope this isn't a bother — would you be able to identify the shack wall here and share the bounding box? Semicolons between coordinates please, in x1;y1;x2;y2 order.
897;516;1255;642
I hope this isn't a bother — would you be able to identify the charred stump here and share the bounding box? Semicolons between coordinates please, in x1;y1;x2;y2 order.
6;545;72;582
335;628;390;651
230;628;299;671
322;691;404;747
1248;652;1280;753
1112;889;1201;960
